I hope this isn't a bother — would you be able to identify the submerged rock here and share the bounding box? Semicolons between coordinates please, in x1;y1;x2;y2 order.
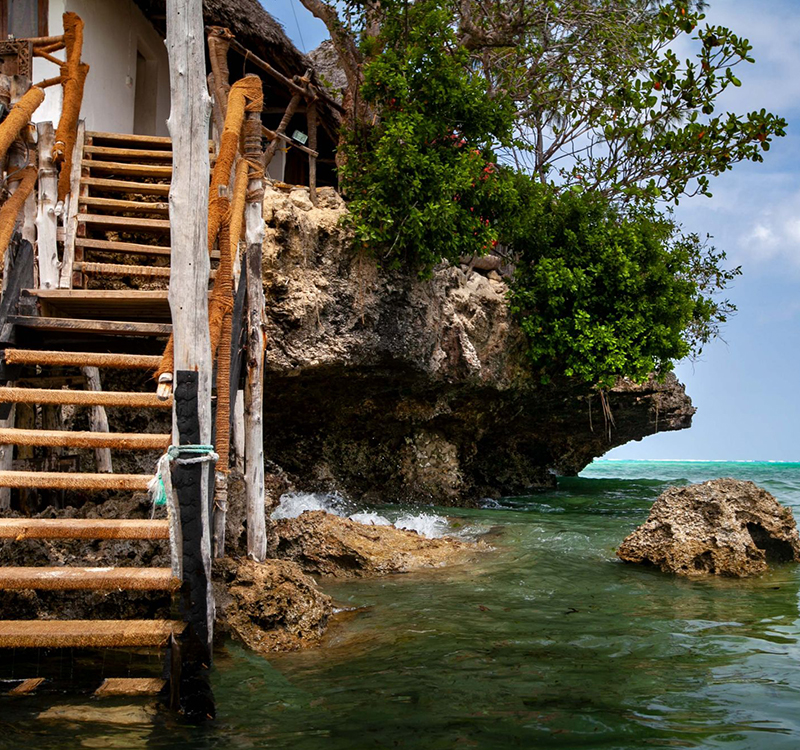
214;558;332;653
617;478;800;577
270;509;483;578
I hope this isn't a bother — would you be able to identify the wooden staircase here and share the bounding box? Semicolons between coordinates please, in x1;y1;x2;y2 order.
0;129;197;691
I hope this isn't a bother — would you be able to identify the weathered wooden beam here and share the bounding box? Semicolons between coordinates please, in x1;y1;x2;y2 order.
263;94;302;172
35;122;59;289
81;366;112;473
58;119;85;289
261;125;319;158
167;0;215;720
307;100;318;205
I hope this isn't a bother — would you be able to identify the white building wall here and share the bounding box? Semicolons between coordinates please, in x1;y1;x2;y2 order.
33;0;170;136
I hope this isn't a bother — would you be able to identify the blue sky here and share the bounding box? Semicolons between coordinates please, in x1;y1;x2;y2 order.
264;0;799;461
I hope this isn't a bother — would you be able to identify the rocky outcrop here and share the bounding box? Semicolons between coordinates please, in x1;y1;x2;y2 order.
214;558;332;653
259;185;695;505
617;479;800;577
270;510;483;578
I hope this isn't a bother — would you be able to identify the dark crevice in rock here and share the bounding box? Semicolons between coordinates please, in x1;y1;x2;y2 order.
746;522;796;563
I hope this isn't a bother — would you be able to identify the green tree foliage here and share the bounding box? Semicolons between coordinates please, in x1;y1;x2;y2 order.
338;0;516;270
505;180;740;386
298;0;784;386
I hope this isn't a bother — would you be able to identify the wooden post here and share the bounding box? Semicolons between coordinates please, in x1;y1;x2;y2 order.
243;107;266;561
307;100;318;205
166;0;214;719
35;122;59;289
81;366;112;472
263;93;301;172
58;119;85;289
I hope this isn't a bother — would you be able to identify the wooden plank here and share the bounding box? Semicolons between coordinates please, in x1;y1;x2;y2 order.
35;122;59;289
0;428;169;449
4;349;162;369
81;176;171;196
0;471;154;490
0;567;180;591
82;160;172;178
77;213;171;232
84;145;174;161
59;119;86;289
8;677;45;695
24;289;169;302
0;237;34;345
95;678;166;697
79;196;170;215
0;387;172;408
86;130;175;146
9;316;172;337
74;262;172;278
0;619;186;648
0;518;169;539
75;237;171;256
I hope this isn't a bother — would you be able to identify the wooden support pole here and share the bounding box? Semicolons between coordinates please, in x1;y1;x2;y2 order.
167;0;214;720
243;106;266;561
58;119;85;289
35;122;59;289
81;366;112;473
307;100;318;205
263;94;301;171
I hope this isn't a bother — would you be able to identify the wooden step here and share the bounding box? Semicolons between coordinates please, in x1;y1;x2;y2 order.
82;160;172;179
0;518;169;540
79;196;170;215
0;567;179;591
9;316;172;337
86;130;174;147
95;677;166;696
77;214;171;233
0;428;170;449
0;470;154;490
81;177;170;197
75;236;171;256
0;387;171;408
8;677;45;695
3;349;161;370
74;261;171;279
84;145;174;162
0;619;186;648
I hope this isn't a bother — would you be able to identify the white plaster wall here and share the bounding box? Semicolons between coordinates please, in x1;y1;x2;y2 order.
33;0;170;136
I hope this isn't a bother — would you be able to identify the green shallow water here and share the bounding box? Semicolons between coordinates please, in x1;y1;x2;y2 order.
4;460;800;749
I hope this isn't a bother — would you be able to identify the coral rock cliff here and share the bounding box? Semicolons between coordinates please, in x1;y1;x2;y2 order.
260;185;695;505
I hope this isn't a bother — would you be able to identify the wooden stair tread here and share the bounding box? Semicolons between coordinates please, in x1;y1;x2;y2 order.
77;214;171;232
74;236;171;256
84;145;174;161
79;196;169;214
3;349;161;370
8;677;45;694
0;567;180;591
9;316;172;336
0;518;169;540
74;262;171;278
0;619;186;648
0;471;154;490
0;428;170;449
82;160;172;178
86;130;175;146
81;177;170;196
95;677;166;696
0;387;171;408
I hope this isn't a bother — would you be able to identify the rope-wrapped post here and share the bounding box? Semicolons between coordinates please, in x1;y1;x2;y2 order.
53;12;89;203
0;87;43;168
0;167;37;267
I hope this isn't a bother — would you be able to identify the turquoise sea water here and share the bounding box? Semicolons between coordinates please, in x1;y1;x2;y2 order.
3;460;800;749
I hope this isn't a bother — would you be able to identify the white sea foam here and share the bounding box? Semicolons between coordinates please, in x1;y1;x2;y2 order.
272;492;450;538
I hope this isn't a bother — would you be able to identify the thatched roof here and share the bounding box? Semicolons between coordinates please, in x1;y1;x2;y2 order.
133;0;339;120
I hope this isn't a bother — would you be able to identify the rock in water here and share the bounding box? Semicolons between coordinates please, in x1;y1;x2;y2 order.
214;558;332;653
270;510;483;578
617;479;800;577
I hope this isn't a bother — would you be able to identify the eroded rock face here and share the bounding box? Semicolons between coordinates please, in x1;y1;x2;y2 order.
617;479;800;577
270;510;483;578
214;558;332;653
259;185;695;505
